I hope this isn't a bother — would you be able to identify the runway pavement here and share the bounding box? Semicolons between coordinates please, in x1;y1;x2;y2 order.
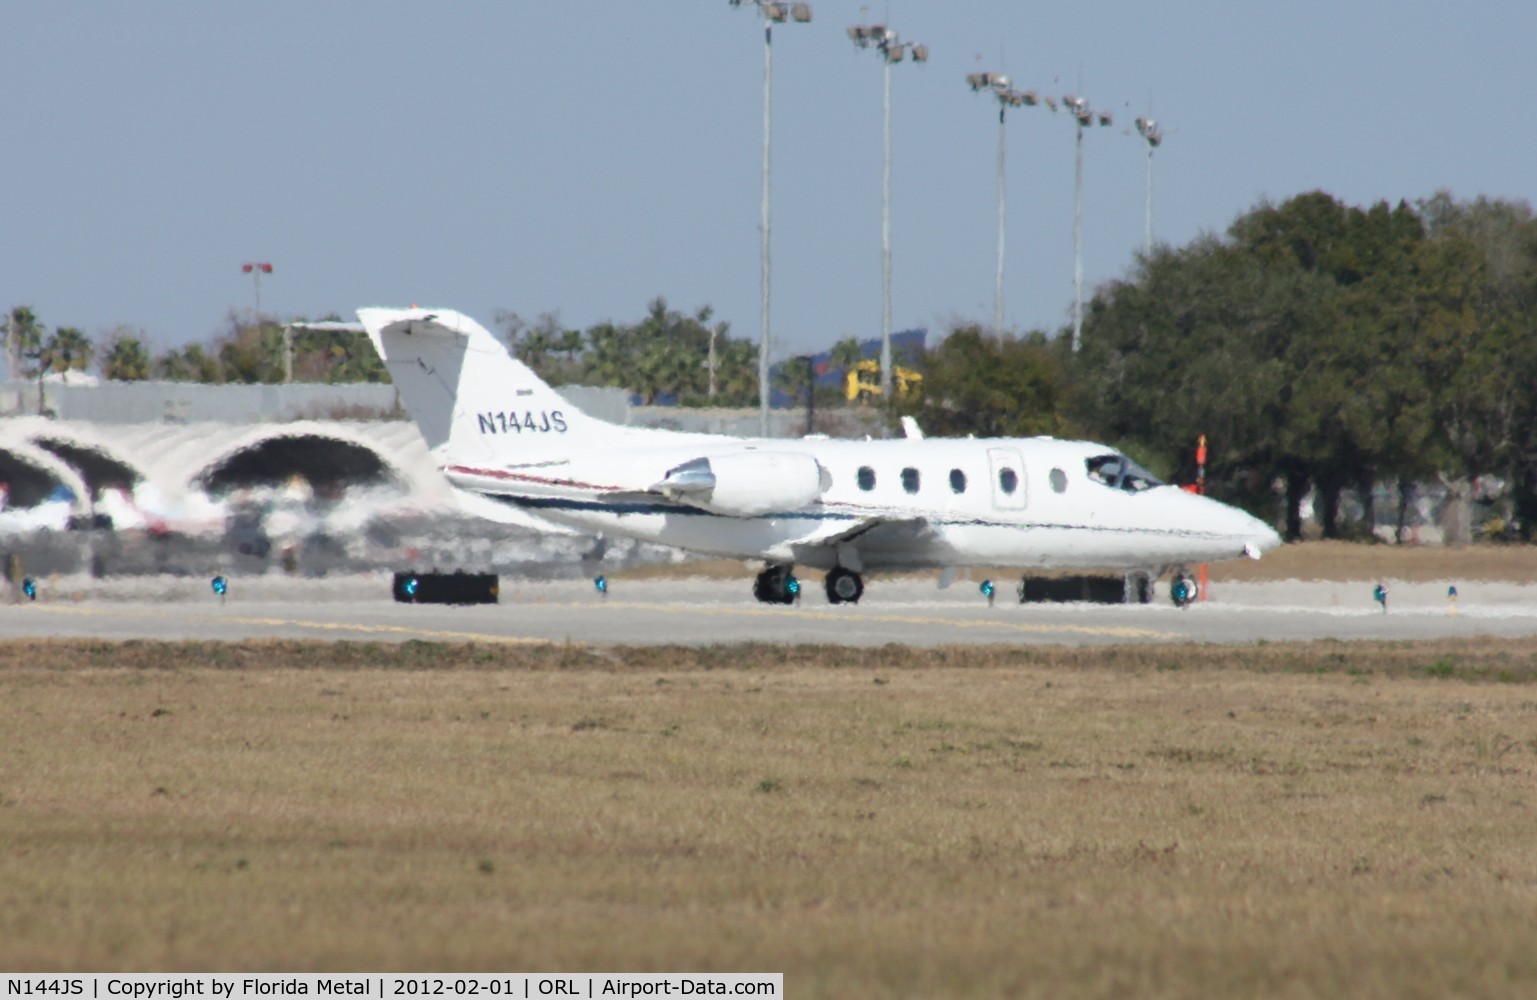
0;573;1533;646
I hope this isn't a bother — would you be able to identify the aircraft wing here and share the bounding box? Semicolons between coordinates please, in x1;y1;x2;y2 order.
789;511;942;572
802;512;937;549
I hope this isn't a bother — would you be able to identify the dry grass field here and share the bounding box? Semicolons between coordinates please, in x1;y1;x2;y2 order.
2;638;1537;996
1207;540;1537;583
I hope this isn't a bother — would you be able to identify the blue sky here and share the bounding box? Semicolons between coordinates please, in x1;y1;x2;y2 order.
3;1;1534;371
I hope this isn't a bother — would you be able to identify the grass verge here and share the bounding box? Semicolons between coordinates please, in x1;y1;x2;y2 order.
1;639;1535;998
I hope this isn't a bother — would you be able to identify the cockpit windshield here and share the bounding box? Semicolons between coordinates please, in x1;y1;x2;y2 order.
1085;453;1164;494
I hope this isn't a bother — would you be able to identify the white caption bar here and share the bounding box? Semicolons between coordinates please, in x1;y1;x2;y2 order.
0;976;781;1000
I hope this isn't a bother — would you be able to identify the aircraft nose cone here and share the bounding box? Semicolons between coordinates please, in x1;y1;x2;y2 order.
1196;493;1282;559
1244;518;1283;559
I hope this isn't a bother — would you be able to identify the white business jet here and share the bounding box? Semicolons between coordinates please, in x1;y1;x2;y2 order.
358;307;1281;605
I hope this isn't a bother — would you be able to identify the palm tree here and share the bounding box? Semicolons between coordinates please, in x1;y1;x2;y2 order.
582;322;632;388
43;326;95;375
713;338;759;406
101;329;153;381
516;326;554;370
8;306;45;378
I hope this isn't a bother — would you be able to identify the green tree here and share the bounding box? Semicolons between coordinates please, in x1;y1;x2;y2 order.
7;306;47;380
1073;234;1309;522
1074;191;1482;539
710;337;760;407
901;325;1070;439
217;319;286;383
42;326;94;375
100;327;153;381
515;312;560;372
1418;192;1537;539
577;321;626;388
156;344;223;382
273;314;389;383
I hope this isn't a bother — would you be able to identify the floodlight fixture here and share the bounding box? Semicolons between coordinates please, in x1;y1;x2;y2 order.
1134;115;1166;252
241;261;273;318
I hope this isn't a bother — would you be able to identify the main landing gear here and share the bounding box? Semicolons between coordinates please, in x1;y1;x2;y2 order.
824;565;864;605
752;564;866;605
753;564;801;605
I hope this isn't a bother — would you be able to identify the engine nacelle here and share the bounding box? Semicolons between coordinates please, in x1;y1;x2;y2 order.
655;450;826;517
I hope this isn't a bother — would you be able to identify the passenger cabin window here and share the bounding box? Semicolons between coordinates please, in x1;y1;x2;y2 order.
857;466;876;491
1049;468;1068;493
949;469;967;494
1085;454;1163;494
901;467;920;494
998;468;1019;495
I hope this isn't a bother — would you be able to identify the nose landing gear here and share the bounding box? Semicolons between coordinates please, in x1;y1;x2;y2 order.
1171;568;1199;608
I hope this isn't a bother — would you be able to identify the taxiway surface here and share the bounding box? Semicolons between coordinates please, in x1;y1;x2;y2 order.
0;575;1531;646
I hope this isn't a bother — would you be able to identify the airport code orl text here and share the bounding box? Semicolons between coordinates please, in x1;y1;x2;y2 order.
477;411;567;435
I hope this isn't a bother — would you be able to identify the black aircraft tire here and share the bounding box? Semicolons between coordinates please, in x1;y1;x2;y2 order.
754;566;798;605
825;567;864;605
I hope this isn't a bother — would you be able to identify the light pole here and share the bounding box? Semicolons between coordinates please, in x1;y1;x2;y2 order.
1058;97;1111;353
1135;116;1163;255
731;1;812;438
967;72;1039;336
848;22;927;404
242;261;273;319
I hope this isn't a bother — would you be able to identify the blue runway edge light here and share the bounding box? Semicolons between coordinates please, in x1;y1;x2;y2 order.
594;575;607;594
211;575;228;597
21;577;36;601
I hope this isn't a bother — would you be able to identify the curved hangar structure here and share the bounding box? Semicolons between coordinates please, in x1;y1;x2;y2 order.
0;416;446;526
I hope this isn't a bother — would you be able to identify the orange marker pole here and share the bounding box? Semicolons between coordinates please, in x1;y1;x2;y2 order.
1197;434;1209;601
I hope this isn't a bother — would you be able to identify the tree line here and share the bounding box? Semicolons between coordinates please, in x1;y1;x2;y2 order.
4;309;388;384
900;190;1537;542
1076;190;1537;542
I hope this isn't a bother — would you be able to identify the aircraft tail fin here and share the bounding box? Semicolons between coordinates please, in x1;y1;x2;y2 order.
357;307;607;464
